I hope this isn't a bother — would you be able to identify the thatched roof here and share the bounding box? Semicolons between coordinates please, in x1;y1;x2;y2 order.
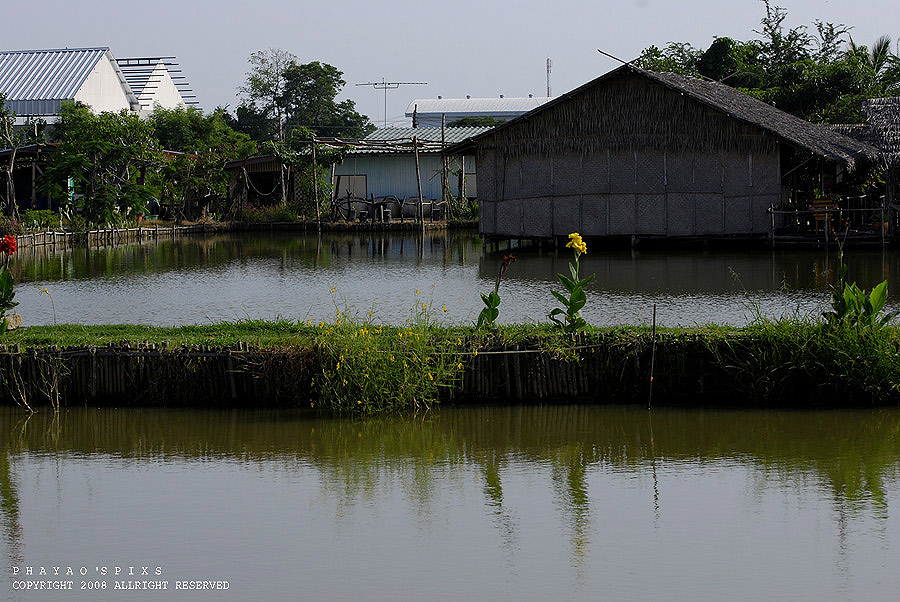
447;64;880;171
862;97;900;164
826;98;900;167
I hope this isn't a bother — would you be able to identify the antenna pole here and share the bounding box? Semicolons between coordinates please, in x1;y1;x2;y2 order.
356;79;427;128
546;57;552;97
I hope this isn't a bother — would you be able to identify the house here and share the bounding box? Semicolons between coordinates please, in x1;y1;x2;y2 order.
446;64;882;243
405;96;553;127
116;56;197;115
0;48;195;123
332;126;489;204
0;47;140;122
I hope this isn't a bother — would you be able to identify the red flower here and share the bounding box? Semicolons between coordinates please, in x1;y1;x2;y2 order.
0;235;15;256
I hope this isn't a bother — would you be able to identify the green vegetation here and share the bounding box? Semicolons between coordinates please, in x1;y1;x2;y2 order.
233;49;373;141
4;316;900;411
634;0;900;123
548;233;593;332
149;105;256;219
477;254;515;328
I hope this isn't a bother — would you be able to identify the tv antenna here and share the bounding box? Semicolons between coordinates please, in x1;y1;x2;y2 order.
546;57;552;97
356;78;427;128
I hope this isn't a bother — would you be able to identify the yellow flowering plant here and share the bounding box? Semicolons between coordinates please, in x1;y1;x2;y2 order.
548;233;594;332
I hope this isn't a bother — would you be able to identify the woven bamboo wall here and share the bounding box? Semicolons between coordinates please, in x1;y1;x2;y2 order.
479;141;780;238
475;73;785;239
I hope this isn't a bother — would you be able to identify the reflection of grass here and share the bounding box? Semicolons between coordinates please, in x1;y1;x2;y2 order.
6;405;898;513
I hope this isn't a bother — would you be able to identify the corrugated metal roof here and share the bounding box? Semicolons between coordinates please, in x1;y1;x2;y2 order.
405;96;554;117
0;47;109;115
364;126;493;144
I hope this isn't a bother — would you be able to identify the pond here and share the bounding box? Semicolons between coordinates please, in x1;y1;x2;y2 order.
3;405;899;601
7;229;900;327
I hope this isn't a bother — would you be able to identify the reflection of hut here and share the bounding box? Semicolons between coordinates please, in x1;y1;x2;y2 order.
447;64;882;244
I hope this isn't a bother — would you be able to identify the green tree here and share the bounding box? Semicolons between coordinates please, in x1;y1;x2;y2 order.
150;105;256;219
238;48;297;143
634;2;899;125
43;102;158;225
281;61;372;137
0;94;46;218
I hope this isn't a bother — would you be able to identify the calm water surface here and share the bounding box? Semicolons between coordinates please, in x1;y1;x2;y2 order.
8;230;900;326
2;406;899;601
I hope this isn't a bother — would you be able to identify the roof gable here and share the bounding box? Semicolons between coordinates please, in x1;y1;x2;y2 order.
0;47;141;116
449;65;879;170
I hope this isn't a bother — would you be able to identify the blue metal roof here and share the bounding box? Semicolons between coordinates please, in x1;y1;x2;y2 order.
0;47;109;115
364;126;493;144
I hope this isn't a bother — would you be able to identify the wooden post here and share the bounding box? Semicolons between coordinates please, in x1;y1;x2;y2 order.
441;114;450;217
311;136;321;232
414;135;424;228
458;156;465;204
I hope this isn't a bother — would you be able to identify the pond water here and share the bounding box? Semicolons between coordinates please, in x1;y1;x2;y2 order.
3;405;899;601
7;230;900;328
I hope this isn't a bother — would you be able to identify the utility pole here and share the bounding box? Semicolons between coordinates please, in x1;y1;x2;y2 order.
356;78;427;128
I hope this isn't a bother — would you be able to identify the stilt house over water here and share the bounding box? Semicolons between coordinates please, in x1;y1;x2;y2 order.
447;64;882;243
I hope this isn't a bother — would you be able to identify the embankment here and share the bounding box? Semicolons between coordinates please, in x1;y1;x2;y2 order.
1;322;897;410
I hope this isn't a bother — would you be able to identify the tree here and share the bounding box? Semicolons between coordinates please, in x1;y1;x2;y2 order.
0;94;46;218
280;61;372;137
238;48;297;143
43;102;159;225
150;105;256;219
235;50;374;141
634;2;900;124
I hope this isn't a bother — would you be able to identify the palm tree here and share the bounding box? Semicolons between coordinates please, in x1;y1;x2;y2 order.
846;35;899;95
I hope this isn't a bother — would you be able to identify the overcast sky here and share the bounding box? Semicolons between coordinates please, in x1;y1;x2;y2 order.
6;0;899;127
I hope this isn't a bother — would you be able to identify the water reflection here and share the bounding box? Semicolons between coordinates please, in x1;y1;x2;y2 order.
2;406;899;600
8;231;900;327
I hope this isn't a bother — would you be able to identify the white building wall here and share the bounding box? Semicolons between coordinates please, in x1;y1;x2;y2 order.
334;154;477;199
73;55;132;113
138;63;185;114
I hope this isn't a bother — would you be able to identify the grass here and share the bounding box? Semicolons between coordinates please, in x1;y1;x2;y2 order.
3;316;900;411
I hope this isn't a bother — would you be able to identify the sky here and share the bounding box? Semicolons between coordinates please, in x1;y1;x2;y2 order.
6;0;900;128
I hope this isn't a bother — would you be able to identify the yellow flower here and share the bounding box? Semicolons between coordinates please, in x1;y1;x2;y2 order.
441;305;447;312
456;362;463;370
421;303;428;310
428;372;434;381
473;349;478;356
565;232;587;254
415;289;421;295
330;286;336;294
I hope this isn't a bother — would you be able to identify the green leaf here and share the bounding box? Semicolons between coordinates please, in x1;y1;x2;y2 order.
557;274;576;294
488;291;501;308
551;291;571;307
570;288;587;313
870;280;888;314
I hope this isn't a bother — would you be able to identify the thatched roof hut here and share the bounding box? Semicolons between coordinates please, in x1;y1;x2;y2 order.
448;64;882;242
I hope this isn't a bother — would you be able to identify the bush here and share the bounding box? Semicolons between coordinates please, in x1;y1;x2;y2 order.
240;204;301;223
22;209;58;230
0;216;21;236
